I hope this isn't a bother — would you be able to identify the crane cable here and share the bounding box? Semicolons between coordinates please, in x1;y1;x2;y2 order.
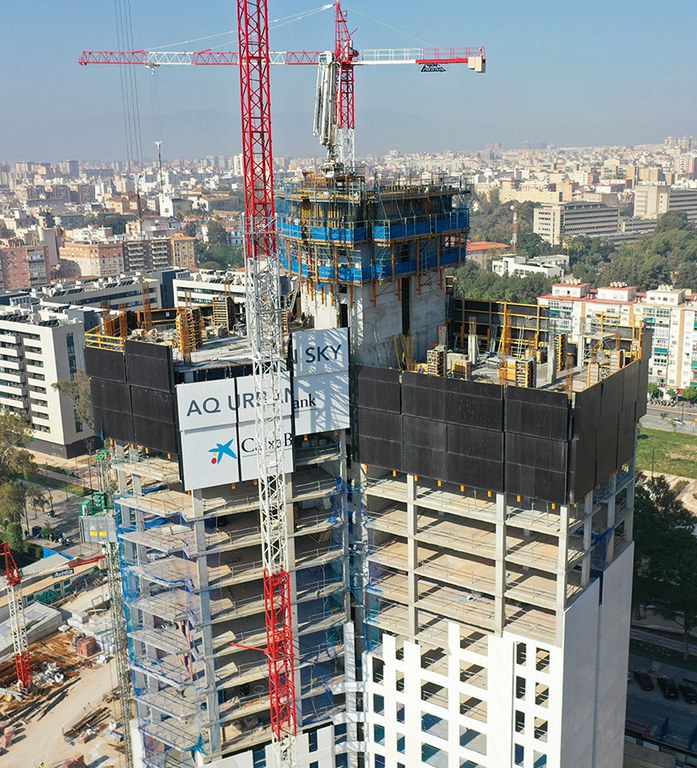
113;0;144;170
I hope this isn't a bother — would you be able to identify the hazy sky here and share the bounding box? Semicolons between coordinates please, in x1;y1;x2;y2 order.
2;0;696;162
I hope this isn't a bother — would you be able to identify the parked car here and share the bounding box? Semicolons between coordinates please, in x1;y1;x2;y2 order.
633;670;654;691
657;675;679;699
679;681;697;704
31;526;42;538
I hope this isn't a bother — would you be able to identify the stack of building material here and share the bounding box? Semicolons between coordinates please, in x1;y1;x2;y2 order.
75;636;99;658
60;757;87;768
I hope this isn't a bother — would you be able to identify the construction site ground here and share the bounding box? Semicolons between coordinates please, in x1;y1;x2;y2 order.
0;630;124;768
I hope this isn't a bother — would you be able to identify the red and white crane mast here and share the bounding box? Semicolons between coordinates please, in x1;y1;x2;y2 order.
0;543;31;691
236;2;297;767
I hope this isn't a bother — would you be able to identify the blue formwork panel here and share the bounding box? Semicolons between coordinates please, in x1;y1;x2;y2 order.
440;249;461;268
374;220;431;242
433;211;469;234
395;260;417;277
279;222;303;238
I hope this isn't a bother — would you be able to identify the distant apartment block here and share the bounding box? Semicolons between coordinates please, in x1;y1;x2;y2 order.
60;235;197;278
538;282;697;390
0;306;92;456
170;234;197;269
0;245;49;290
172;269;247;308
491;253;568;279
634;184;697;224
40;274;162;315
534;202;620;245
60;240;124;278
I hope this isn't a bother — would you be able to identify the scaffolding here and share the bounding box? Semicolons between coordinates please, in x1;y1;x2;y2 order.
276;173;470;288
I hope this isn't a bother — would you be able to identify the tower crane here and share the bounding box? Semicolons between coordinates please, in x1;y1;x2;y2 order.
236;2;297;766
0;543;31;691
79;1;485;168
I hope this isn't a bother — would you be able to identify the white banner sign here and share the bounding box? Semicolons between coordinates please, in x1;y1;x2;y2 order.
180;423;241;489
291;327;349;376
176;327;350;491
292;328;350;435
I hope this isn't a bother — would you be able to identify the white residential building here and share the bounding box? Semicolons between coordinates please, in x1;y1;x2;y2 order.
0;306;92;456
491;254;566;279
538;282;697;390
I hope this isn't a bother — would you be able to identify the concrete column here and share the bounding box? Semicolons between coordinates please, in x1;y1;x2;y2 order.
284;476;302;731
581;491;594;587
494;492;507;634
605;474;617;564
555;504;569;645
625;431;638;542
192;491;222;755
406;474;418;638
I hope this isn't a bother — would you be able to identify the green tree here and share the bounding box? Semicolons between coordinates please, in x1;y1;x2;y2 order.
53;371;94;431
0;411;45;529
40;523;53;539
681;386;697;402
667;388;677;400
0;484;26;529
206;220;229;248
633;475;697;658
657;210;691;233
5;521;23;550
647;382;660;398
453;260;553;304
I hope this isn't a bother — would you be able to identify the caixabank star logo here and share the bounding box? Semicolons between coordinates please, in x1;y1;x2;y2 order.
208;438;237;465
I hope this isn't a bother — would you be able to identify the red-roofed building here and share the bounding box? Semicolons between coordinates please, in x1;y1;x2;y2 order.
466;241;509;269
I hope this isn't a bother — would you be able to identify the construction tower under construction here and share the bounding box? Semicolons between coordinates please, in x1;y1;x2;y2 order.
277;171;469;366
82;168;649;768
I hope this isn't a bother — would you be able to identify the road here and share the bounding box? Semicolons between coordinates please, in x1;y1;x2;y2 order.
23;479;86;560
642;403;697;434
627;653;697;750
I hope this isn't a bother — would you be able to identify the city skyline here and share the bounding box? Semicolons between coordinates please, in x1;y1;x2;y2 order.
2;0;696;161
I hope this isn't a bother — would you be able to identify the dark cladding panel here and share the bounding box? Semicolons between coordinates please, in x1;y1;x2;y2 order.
402;373;447;421
130;387;177;424
403;415;447;479
568;437;595;503
506;463;566;504
568;385;601;501
91;378;132;414
506;433;567;475
358;408;402;442
597;372;623;480
92;405;134;444
617;403;637;468
445;453;504;492
444;378;504;431
358;436;403;471
621;361;640;411
637;337;651;419
84;346;125;382
404;416;446;449
505;387;569;440
447;423;503;462
125;340;173;392
405;445;446;480
356;407;403;471
133;416;179;455
352;365;401;413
